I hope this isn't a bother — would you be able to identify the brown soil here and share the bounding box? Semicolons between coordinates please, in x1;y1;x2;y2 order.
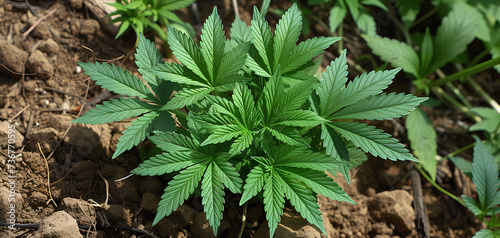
0;0;484;237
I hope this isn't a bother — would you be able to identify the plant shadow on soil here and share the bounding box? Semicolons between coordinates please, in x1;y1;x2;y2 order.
0;0;483;237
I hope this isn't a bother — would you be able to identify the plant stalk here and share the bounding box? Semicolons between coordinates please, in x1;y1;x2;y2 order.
427;57;500;88
416;165;466;208
431;86;481;122
238;202;248;238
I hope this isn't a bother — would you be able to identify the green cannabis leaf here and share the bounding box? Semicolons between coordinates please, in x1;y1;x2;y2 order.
73;3;425;237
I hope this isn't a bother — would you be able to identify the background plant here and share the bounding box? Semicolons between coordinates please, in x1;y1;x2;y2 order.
107;0;195;42
73;4;426;237
454;136;500;238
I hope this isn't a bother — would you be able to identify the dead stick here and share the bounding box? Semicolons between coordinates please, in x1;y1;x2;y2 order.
23;8;57;38
9;105;30;121
410;164;430;238
38;143;58;208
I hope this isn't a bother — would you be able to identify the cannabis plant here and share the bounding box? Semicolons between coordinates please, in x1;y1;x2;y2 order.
308;0;387;36
452;137;500;238
108;0;195;41
73;4;425;237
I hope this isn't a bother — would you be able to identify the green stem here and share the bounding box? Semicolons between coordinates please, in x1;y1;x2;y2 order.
338;23;343;55
456;64;500;114
467;49;490;68
427;57;500;88
439;142;476;161
411;8;438;30
310;15;331;34
446;82;472;108
416;165;467;208
238;202;248;238
431;86;481;122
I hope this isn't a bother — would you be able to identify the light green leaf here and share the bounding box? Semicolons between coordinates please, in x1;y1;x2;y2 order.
274;146;340;171
432;3;481;71
201;162;225;235
419;28;434;77
72;98;158;125
200;7;226;83
113;111;159;159
345;0;359;19
362;35;419;77
159;0;195;11
276;110;326;127
151;63;210;87
328;121;417;161
473;228;500;238
329;92;426;120
362;0;388;11
317;50;348;117
240;165;267;205
216;43;249;85
354;8;376;36
251;6;274;73
267;126;307;146
283;36;340;74
406;107;437;181
395;0;423;28
161;87;212;110
280;167;354;203
136;34;163;87
231;17;252;42
321;124;350;162
78;62;156;101
329;2;347;33
462;195;482;216
263;169;285;238
329;68;400;114
273;4;302;69
470;137;500;211
214;155;242;193
470;107;500;134
449;156;472;178
149;131;203;154
167;25;209;81
278;171;326;234
230;131;254;154
131;152;205;176
202;124;243;145
154;163;207;225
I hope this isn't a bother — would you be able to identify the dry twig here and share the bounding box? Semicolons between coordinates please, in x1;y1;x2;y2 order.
38;143;58;208
23;8;57;38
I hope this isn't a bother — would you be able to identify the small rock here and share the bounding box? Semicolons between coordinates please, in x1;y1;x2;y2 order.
141;192;160;213
0;38;28;73
371;222;394;236
70;160;97;181
171;205;199;227
106;205;133;225
141;177;163;194
154;218;177;238
0;121;24;148
32;23;51;39
368;190;415;233
31;211;81;238
64;124;110;159
173;231;188;238
69;0;83;9
0;230;15;237
27;50;54;77
0;187;24;222
39;38;59;56
29;191;48;206
60;198;96;225
79;19;100;36
28;127;59;153
191;212;230;238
